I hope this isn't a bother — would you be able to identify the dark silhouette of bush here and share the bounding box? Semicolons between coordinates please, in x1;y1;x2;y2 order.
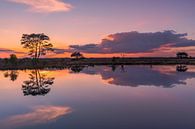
176;52;189;59
71;51;84;60
9;54;18;65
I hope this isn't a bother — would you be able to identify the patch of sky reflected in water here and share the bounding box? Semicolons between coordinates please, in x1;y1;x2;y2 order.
0;65;195;129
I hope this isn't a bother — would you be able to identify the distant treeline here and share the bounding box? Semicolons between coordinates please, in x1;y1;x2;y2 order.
0;57;195;70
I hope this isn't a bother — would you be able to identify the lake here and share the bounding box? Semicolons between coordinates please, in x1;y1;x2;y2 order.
0;65;195;129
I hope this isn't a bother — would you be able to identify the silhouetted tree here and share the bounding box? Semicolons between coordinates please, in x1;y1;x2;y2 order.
9;54;18;65
112;57;117;62
176;52;188;59
22;69;55;96
71;51;84;60
21;33;53;60
4;70;19;81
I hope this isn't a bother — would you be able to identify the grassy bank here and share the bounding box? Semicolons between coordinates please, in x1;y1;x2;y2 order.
0;57;194;70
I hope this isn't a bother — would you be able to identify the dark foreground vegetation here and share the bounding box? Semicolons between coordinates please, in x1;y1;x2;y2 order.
1;57;195;70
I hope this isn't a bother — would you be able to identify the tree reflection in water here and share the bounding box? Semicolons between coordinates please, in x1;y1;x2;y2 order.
70;65;85;73
22;69;55;96
111;65;117;72
4;70;19;82
80;65;195;88
176;65;188;72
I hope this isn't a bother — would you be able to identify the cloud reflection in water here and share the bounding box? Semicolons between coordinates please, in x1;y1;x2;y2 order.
0;106;72;128
80;65;195;88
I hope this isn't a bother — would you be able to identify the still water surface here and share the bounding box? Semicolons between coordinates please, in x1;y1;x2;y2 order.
0;65;195;129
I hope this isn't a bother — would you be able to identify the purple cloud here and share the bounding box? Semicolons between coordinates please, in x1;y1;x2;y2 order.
69;30;195;54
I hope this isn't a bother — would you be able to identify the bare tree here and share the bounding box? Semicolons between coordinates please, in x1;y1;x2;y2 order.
21;33;53;59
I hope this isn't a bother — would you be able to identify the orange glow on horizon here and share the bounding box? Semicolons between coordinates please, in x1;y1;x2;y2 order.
2;45;195;58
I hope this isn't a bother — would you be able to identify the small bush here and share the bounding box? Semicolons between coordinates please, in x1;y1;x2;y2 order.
9;54;18;65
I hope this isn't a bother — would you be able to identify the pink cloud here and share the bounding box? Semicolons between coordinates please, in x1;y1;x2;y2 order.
9;0;73;13
0;105;72;127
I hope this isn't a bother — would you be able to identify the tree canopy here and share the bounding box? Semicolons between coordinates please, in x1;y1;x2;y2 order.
71;51;84;59
9;54;17;65
21;33;53;59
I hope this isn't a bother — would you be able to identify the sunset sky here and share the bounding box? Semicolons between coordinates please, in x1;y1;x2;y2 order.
0;0;195;58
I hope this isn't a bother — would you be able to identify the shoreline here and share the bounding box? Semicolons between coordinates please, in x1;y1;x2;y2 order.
0;57;194;70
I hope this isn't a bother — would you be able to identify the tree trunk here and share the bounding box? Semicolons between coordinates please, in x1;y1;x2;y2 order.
35;42;38;59
38;42;41;58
